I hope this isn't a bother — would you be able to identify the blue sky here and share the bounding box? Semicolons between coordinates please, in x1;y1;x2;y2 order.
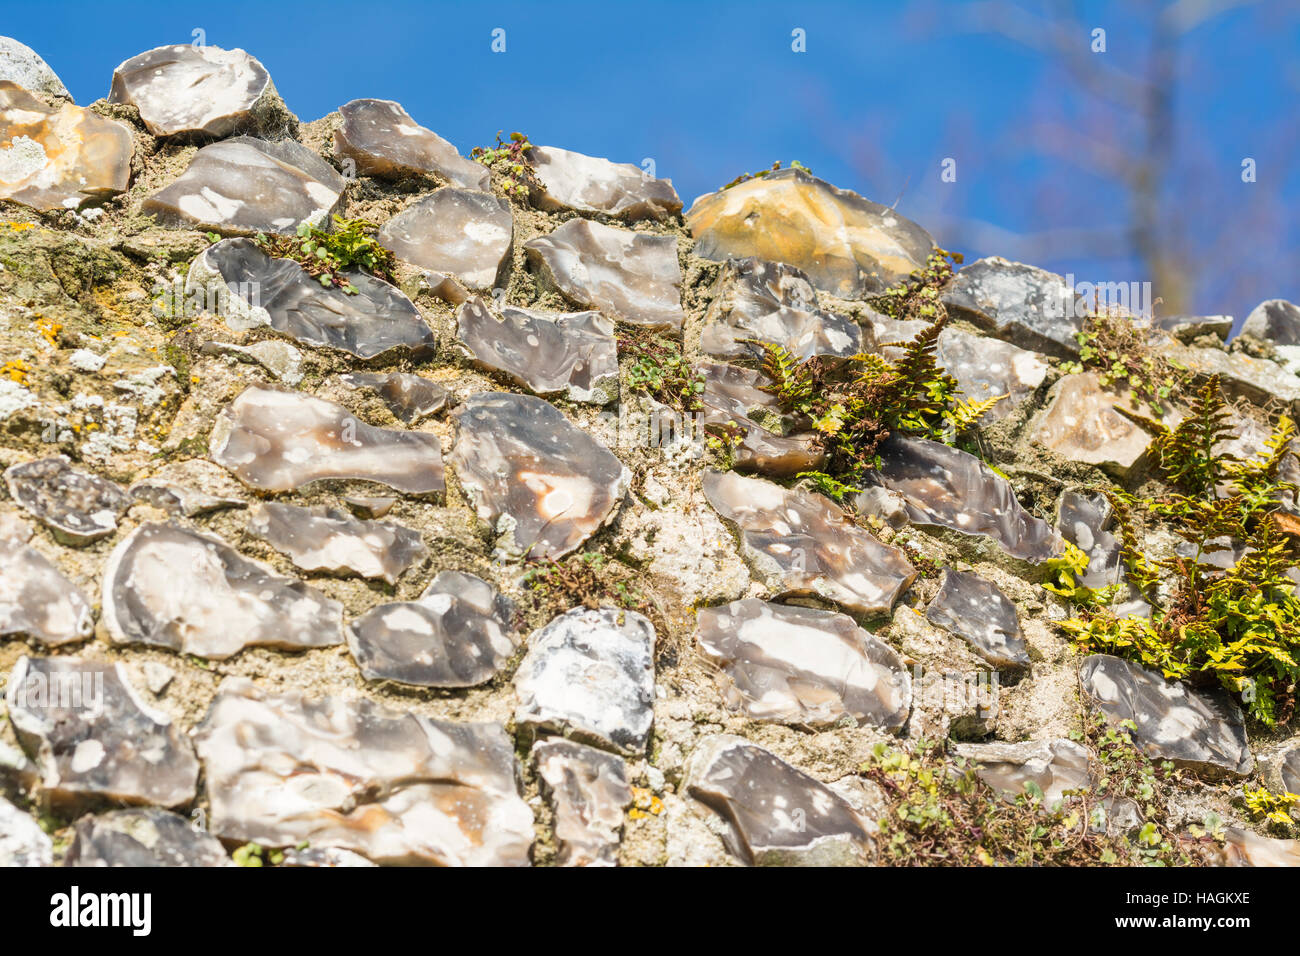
5;0;1298;318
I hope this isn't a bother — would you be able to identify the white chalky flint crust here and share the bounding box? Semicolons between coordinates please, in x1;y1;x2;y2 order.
6;655;199;807
528;144;682;221
450;392;629;560
925;568;1029;669
1080;654;1254;776
377;187;512;290
108;44;276;137
0;795;53;866
700;256;864;362
0;37;70;100
101;522;344;660
514;607;656;755
702;468;916;616
685;734;873;866
455;296;619;405
348;571;517;688
247;501;427;584
0;541;94;645
210;385;445;495
333;98;489;190
193;677;534;865
953;739;1091;806
696;598;912;731
524;218;685;329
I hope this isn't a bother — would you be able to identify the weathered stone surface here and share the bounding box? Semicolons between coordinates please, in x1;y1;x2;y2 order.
1030;373;1154;477
378;188;512;290
200;338;304;385
144;136;345;236
0;533;94;645
280;846;376;867
455;297;618;404
528;145;681;221
953;738;1091;805
1242;299;1300;345
333;98;489;189
700;256;866;361
248;502;426;584
1167;342;1300;413
1278;745;1300;795
686;168;934;298
873;315;1049;419
339;371;448;423
343;495;395;519
700;362;823;477
194;678;533;865
703;469;915;616
211;386;445;496
926;569;1029;669
108;45;283;138
102;522;344;659
4;455;129;546
859;436;1060;563
525;218;683;329
1202;827;1300;867
941;256;1085;358
0;795;51;866
348;570;516;688
696;598;911;730
6;656;199;807
65;808;232;867
686;735;872;865
0;37;69;100
515;607;655;756
0;82;131;211
188;238;436;359
1080;654;1253;776
532;739;631;866
128;479;244;518
450;392;628;559
1157;314;1232;343
1054;489;1150;617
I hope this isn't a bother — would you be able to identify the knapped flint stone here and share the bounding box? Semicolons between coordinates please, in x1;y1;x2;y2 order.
1031;373;1154;478
200;338;303;385
450;392;628;559
4;455;130;546
0;37;70;100
280;847;376;867
343;495;396;519
333;98;489;189
532;739;632;867
0;796;52;866
6;656;199;807
348;570;516;688
700;362;823;477
696;598;911;730
514;607;655;756
528;145;682;221
339;371;448;423
1054;489;1150;617
1202;827;1300;866
247;502;426;585
65;808;233;867
143;136;345;236
0;82;132;211
193;678;534;865
941;256;1085;358
1080;654;1253;776
925;569;1029;669
377;187;512;290
210;385;445;496
859;436;1060;563
0;539;94;645
700;256;866;362
1166;342;1300;413
189;238;434;359
1156;314;1232;344
1242;299;1300;345
128;479;244;517
703;469;915;616
455;296;619;404
524;218;684;330
1279;745;1300;795
108;45;283;138
686;734;873;866
686;168;934;299
101;522;344;660
953;739;1091;806
872;315;1049;420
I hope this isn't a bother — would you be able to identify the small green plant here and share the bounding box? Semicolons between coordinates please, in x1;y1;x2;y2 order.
619;329;704;414
471;131;538;200
522;551;648;620
1241;783;1300;826
871;248;962;322
1060;312;1187;417
722;159;810;190
255;215;396;293
232;842;284;867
